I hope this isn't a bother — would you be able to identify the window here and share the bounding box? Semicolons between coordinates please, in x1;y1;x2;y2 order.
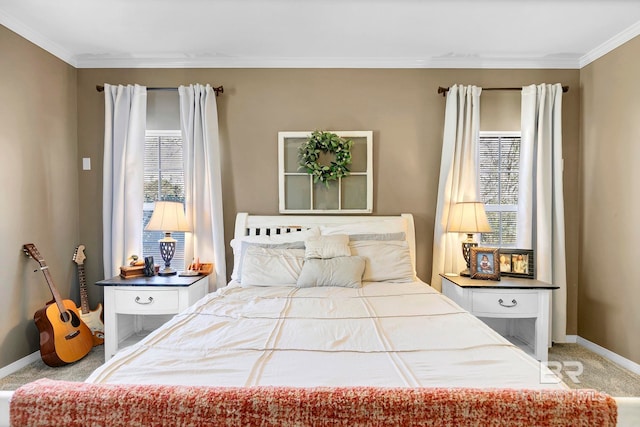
278;131;373;213
478;131;521;247
143;130;186;267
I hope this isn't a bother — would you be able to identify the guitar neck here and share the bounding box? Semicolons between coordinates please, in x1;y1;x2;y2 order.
78;264;90;315
24;244;67;315
40;263;67;315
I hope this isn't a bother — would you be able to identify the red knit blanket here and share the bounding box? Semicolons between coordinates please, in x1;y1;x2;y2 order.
10;379;616;426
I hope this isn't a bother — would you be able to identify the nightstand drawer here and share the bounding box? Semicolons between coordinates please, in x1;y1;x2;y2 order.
113;288;180;314
471;291;538;316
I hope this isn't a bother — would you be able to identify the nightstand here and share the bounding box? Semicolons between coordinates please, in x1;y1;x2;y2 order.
440;274;559;361
96;274;210;360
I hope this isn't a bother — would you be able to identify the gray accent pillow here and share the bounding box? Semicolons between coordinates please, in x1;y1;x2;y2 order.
348;232;406;241
296;256;366;288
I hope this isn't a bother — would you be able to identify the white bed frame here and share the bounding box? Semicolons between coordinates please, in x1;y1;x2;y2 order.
234;212;417;271
1;213;638;426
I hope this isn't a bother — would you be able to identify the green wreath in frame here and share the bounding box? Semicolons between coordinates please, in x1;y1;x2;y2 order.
298;130;353;187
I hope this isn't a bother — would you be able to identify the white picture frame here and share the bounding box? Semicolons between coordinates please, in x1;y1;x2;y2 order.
278;131;373;214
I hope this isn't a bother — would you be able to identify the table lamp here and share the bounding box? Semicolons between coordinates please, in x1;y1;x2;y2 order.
447;201;492;276
145;201;191;276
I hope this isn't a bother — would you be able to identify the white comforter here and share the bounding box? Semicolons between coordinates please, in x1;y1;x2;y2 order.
87;281;563;389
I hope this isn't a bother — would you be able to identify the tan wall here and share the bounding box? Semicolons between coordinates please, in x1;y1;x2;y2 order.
0;25;78;366
76;67;580;334
0;23;585;367
580;36;640;364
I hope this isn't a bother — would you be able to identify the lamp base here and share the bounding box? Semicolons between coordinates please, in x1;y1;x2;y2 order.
157;267;177;276
158;237;177;277
461;237;477;278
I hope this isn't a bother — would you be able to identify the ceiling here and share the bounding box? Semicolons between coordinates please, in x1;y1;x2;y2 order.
1;0;640;69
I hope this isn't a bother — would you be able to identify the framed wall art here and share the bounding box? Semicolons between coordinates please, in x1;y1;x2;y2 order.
499;248;535;279
278;130;373;214
470;247;500;281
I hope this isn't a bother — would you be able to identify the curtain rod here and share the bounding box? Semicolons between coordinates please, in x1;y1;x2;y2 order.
96;85;224;96
437;85;569;97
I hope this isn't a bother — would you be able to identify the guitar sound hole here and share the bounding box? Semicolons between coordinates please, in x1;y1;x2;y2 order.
59;310;82;327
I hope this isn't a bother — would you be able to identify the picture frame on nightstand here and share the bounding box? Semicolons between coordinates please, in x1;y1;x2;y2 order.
470;247;500;281
499;248;535;279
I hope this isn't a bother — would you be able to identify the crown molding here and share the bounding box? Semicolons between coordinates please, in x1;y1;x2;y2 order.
580;20;640;68
74;55;581;69
0;9;76;67
2;7;637;71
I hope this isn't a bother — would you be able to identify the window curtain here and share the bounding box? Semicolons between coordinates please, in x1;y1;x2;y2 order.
518;83;567;342
178;84;226;292
431;85;482;291
102;84;147;278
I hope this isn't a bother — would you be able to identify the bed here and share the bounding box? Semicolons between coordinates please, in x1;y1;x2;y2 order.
2;213;638;426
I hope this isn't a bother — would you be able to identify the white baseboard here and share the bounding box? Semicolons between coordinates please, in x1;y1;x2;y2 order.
0;352;40;380
564;334;578;343
575;336;640;376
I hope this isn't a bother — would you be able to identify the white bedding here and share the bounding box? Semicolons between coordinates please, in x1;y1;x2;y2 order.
86;280;564;390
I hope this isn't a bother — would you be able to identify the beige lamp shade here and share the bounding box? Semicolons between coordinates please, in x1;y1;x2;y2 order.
145;201;191;233
447;202;492;234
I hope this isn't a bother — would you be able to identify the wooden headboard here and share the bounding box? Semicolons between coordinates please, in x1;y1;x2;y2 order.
233;213;417;271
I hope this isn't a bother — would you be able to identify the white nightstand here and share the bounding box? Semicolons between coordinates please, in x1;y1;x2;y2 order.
96;274;210;360
440;274;558;361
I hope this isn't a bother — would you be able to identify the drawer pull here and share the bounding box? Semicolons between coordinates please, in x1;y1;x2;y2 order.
498;298;517;308
135;296;154;305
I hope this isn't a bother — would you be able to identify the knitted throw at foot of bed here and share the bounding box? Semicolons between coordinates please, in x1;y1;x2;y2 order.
10;378;616;426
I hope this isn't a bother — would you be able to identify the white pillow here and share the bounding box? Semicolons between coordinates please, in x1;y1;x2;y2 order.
230;227;319;281
240;246;305;287
320;219;406;236
305;234;350;259
296;257;365;288
236;241;305;283
349;240;414;283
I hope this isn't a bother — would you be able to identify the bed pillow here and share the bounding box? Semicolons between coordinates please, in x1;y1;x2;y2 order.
304;234;350;259
348;232;406;241
349;240;414;283
235;241;305;283
230;227;319;281
240;246;305;287
296;256;366;288
320;219;406;237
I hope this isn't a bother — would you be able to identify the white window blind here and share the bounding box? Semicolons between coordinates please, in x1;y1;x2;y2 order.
143;130;186;266
478;131;521;247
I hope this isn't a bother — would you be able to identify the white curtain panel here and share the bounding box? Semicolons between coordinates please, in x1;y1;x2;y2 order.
431;85;482;291
179;84;226;291
519;83;567;343
102;84;147;278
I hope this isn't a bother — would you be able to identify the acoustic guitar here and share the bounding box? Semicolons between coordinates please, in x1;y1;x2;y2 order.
73;245;104;346
23;243;93;367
